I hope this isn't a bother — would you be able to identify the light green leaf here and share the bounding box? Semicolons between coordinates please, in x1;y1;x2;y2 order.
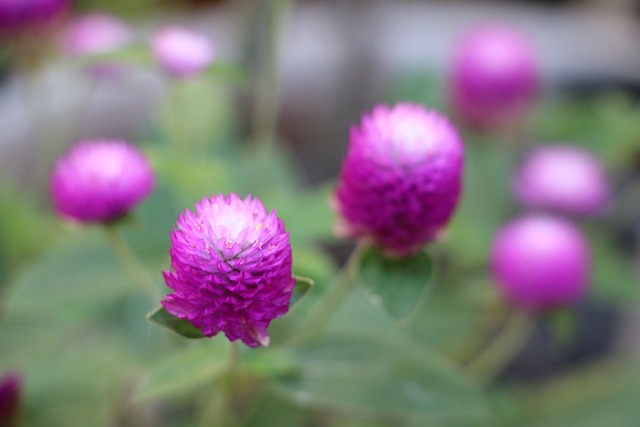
146;307;205;339
135;341;227;401
273;331;487;424
355;246;433;320
290;275;315;308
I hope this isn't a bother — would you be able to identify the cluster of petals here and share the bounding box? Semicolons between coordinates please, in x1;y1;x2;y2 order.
490;215;590;311
334;103;464;256
162;194;295;348
152;26;215;78
449;24;538;131
0;0;67;36
50;140;155;223
514;145;610;216
61;13;132;56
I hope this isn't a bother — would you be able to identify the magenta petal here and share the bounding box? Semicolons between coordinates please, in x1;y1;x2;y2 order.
161;194;294;347
334;103;464;256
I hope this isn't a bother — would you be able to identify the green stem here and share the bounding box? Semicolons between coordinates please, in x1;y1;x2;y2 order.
249;0;293;149
289;245;362;345
199;341;244;427
465;309;535;386
104;225;159;303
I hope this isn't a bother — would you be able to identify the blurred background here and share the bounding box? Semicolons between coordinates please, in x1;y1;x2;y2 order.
1;0;640;426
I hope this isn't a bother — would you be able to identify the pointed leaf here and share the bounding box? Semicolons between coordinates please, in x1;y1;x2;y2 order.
272;332;487;424
355;246;434;320
291;275;315;307
135;342;227;401
147;307;205;339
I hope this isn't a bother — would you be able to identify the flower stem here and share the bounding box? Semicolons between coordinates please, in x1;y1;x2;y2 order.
104;225;159;303
465;309;535;386
290;245;362;344
249;0;292;149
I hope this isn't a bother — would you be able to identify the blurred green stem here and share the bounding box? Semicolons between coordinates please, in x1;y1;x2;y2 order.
104;225;159;303
199;342;244;427
290;244;363;344
465;309;535;386
249;0;293;148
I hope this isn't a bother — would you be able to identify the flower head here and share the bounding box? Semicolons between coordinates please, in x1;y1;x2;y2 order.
449;24;538;131
514;145;610;216
0;0;67;37
490;215;590;311
50;140;155;223
0;371;21;426
62;13;132;56
162;194;295;347
334;103;464;256
152;26;215;79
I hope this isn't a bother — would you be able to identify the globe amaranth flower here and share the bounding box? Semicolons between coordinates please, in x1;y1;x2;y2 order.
0;371;21;426
61;13;134;78
334;103;464;256
490;215;590;311
514;145;610;216
162;194;295;348
152;26;215;78
449;24;538;131
0;0;68;37
62;13;132;56
51;140;155;223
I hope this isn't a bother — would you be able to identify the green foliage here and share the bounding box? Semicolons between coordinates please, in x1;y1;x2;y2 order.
355;245;434;321
0;7;639;426
147;307;206;339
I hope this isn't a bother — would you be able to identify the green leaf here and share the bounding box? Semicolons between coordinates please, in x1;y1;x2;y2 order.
135;341;228;401
355;246;434;321
273;331;487;424
291;275;315;308
147;307;205;339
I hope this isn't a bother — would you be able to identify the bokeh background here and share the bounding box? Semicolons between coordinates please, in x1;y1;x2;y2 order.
1;0;640;426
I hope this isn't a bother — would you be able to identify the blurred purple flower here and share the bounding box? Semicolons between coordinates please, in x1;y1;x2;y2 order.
61;13;133;78
162;194;294;348
449;24;538;132
152;26;214;79
62;13;132;56
490;215;590;311
0;0;67;36
334;103;464;256
514;145;610;216
50;140;155;223
0;371;21;427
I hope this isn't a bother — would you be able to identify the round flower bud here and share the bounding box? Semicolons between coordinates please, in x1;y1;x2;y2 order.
334;103;464;256
449;24;538;131
490;215;590;311
62;13;132;56
0;0;67;37
152;26;215;79
50;140;155;223
162;194;295;348
514;145;610;216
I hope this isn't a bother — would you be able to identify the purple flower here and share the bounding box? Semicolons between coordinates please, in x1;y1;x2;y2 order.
50;140;155;223
490;215;590;311
334;103;464;256
62;13;132;56
152;26;215;79
514;145;610;216
449;24;538;131
61;13;134;78
0;0;67;36
162;194;295;348
0;371;21;427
